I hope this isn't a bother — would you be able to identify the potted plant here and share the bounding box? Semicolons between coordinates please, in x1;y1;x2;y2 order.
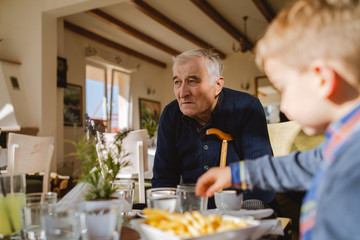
70;127;131;239
142;115;158;147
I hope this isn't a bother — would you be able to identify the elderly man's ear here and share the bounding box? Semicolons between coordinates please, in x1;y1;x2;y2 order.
215;76;224;96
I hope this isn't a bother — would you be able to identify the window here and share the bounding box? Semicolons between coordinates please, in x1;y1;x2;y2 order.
85;63;130;133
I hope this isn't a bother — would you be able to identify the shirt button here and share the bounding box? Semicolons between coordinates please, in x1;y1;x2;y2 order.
203;145;209;150
204;165;209;170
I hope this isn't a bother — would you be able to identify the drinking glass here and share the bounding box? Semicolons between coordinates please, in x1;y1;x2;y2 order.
21;203;55;240
41;208;84;240
177;184;208;213
146;187;178;213
112;179;135;212
0;172;26;239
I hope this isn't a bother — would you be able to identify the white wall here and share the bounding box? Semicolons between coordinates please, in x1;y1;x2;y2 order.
222;51;264;94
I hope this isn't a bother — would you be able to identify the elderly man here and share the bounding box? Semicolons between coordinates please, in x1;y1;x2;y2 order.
152;49;275;207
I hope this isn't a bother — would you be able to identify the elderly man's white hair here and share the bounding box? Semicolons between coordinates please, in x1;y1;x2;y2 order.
172;49;224;85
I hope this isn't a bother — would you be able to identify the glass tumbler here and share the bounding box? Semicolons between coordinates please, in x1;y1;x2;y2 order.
112;180;135;212
177;184;208;213
0;172;26;239
41;208;84;240
146;187;178;213
21;203;55;240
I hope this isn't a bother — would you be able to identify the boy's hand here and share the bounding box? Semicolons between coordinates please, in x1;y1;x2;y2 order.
195;166;232;198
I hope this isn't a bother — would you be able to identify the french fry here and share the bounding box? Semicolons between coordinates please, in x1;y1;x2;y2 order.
142;208;249;239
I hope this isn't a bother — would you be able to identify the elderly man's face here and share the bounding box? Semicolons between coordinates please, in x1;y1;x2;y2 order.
173;57;223;125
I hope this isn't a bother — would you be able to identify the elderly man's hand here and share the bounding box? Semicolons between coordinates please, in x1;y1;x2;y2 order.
195;166;232;198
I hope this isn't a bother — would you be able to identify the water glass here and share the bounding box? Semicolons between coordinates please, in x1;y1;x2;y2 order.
41;208;84;240
177;184;208;213
21;203;55;240
146;188;178;213
112;179;135;212
0;172;26;239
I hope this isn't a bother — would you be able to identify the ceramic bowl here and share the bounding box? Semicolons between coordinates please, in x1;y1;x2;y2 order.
214;190;243;211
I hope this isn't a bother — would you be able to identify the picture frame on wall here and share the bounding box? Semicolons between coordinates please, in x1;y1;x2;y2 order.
63;83;82;126
139;98;161;129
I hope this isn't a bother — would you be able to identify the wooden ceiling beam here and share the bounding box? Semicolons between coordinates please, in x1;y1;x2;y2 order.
64;21;166;68
130;0;226;59
191;0;253;50
252;0;274;23
87;9;181;57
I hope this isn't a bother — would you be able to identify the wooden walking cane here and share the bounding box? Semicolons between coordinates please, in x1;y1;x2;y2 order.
206;128;233;168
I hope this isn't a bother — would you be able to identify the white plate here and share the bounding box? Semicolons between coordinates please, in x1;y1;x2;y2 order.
132;215;260;240
203;208;274;219
137;210;147;218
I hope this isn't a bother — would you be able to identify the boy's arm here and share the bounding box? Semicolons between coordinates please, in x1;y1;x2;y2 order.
234;145;324;192
196;144;324;197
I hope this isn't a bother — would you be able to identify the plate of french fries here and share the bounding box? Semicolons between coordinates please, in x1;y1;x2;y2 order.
131;208;260;240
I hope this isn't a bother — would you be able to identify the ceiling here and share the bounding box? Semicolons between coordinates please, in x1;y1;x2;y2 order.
63;0;291;68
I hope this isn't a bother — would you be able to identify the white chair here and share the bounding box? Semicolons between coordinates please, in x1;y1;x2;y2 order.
96;129;149;203
7;133;54;193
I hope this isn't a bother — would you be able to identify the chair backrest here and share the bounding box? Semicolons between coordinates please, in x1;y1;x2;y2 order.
96;129;149;203
267;121;302;157
7;133;54;193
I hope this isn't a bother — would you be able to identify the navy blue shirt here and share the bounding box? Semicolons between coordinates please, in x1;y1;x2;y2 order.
152;88;275;207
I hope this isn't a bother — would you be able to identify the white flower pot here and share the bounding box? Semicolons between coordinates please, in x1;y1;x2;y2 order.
83;200;122;240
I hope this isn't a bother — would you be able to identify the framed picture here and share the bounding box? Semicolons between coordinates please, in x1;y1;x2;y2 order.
139;98;161;129
57;57;67;88
63;83;83;126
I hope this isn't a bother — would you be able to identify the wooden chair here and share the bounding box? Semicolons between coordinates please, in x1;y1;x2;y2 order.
96;129;149;203
7;133;54;193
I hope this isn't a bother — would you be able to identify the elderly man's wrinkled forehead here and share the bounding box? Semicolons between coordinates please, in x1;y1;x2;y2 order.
172;56;207;72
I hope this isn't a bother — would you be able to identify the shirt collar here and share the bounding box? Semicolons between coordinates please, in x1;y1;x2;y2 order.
325;103;360;138
323;102;360;162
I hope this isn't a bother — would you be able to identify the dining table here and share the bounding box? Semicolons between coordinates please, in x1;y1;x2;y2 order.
56;183;289;240
120;225;140;240
120;207;290;240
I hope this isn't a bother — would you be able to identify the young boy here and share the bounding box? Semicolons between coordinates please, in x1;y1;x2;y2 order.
196;0;360;239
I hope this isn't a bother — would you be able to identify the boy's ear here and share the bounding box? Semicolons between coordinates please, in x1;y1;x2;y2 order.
311;59;338;99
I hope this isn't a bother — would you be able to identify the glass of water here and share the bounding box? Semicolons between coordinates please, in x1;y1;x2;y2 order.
146;188;178;213
177;184;208;213
112;179;135;212
21;203;55;240
41;208;84;240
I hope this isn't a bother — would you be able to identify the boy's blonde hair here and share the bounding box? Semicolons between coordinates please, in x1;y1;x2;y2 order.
256;0;360;79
